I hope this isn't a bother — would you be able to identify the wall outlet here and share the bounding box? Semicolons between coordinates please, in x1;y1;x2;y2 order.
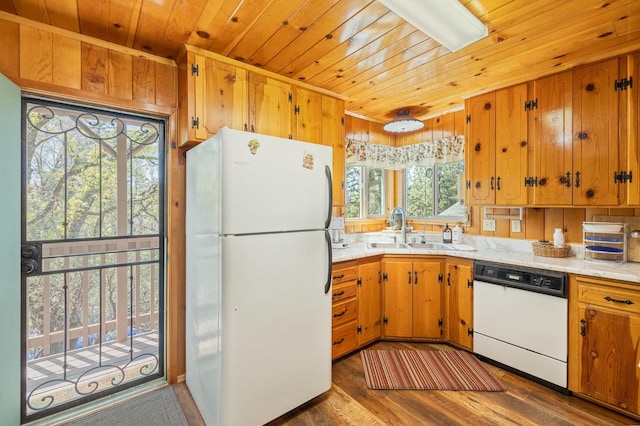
482;219;496;231
511;219;522;233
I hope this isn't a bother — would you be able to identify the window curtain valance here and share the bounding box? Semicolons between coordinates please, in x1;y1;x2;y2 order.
345;135;464;170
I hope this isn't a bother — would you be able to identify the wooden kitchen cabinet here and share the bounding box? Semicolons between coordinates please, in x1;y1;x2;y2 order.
465;86;528;205
530;71;573;205
248;72;293;139
444;258;474;350
465;92;496;205
321;95;346;207
382;258;444;339
178;49;248;147
331;261;359;359
572;58;622;206
569;275;640;417
357;259;382;346
292;87;322;143
495;83;529;205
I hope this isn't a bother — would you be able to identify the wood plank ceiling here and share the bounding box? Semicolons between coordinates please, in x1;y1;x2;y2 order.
2;0;640;122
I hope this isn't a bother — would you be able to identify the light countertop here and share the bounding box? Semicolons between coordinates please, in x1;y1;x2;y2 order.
332;235;640;284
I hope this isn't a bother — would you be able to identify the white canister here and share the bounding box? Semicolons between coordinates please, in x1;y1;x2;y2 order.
553;228;565;247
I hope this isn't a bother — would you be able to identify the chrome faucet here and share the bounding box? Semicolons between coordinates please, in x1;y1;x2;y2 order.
389;206;407;244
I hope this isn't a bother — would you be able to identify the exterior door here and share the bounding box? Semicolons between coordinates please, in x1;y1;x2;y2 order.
21;99;165;422
0;73;21;425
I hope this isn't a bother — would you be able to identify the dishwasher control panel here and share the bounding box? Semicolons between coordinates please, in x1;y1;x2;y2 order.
473;261;567;297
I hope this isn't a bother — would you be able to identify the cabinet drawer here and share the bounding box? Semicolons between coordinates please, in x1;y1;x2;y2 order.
332;320;358;359
332;266;358;285
332;299;358;327
578;284;640;315
332;281;357;303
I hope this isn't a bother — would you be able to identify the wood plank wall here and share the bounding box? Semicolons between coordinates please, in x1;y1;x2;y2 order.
0;13;186;384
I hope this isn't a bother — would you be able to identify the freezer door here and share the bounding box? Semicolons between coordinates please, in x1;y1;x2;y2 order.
221;230;332;426
219;128;333;234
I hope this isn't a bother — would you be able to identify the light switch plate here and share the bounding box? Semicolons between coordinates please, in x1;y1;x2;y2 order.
482;219;496;231
511;219;521;233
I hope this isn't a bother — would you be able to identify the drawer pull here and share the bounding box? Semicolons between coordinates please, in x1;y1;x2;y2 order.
333;290;345;297
332;274;344;280
333;309;347;318
604;296;634;305
333;338;344;345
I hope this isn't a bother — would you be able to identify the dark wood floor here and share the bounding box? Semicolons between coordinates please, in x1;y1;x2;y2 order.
174;341;638;425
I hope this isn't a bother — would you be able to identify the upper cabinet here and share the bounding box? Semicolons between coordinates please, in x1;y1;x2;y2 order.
465;54;636;208
248;72;292;139
465;87;528;206
179;50;248;147
322;96;346;207
465;92;496;205
530;71;573;205
572;59;622;206
495;83;529;205
627;53;640;204
178;46;344;149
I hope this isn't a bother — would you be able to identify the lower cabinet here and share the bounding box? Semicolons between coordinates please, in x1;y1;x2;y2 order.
331;261;358;359
331;258;381;360
445;258;474;350
331;255;473;358
357;260;382;346
382;257;444;339
569;275;640;417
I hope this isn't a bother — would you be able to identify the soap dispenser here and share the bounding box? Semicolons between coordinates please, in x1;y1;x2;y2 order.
443;223;452;243
452;223;462;244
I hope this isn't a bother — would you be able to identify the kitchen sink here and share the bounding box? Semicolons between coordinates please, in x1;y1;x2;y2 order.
366;241;455;250
408;242;454;250
366;242;411;249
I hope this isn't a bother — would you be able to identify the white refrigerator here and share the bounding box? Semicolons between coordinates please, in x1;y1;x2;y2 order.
185;127;333;425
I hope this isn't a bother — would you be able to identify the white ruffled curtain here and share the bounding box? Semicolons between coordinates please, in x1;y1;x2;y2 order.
345;135;464;170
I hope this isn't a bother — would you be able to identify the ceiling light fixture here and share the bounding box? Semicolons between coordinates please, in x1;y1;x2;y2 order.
383;110;424;133
377;0;488;52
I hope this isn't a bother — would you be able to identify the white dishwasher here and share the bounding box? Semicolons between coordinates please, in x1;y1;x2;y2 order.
473;261;568;391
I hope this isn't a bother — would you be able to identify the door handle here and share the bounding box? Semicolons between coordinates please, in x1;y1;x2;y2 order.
21;243;41;275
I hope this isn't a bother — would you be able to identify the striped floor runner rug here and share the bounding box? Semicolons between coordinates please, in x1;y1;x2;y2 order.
361;349;506;391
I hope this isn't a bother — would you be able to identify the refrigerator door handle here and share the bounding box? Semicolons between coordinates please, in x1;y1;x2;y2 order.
324;165;333;229
324;230;332;294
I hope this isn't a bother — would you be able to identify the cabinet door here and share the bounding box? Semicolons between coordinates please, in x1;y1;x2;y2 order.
322;95;345;207
200;56;248;135
495;84;528;205
465;93;496;205
573;59;620;206
249;73;292;139
531;71;573;205
626;53;640;204
358;261;381;346
294;87;322;143
580;306;640;414
445;261;473;350
412;260;443;339
382;260;413;338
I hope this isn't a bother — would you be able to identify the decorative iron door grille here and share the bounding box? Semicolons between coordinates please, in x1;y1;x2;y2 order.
21;99;165;422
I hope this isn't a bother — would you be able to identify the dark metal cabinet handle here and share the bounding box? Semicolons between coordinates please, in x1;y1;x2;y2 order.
414;271;418;284
332;290;344;297
333;309;347;318
408;271;412;284
604;296;634;305
490;176;495;190
332;274;344;280
333;338;344;345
